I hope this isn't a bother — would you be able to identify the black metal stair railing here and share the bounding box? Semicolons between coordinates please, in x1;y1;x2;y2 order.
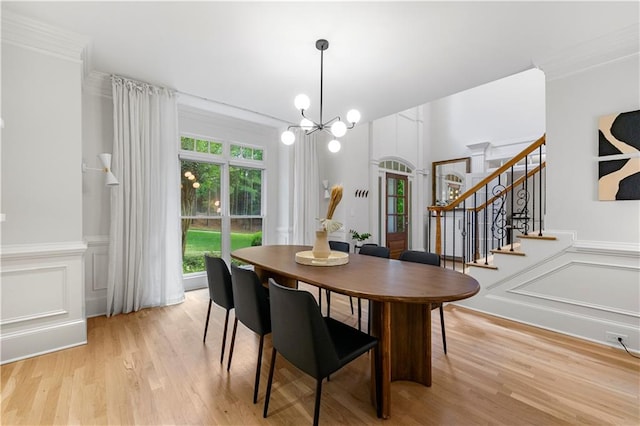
428;135;547;272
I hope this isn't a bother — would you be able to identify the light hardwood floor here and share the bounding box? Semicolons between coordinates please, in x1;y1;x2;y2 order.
2;285;639;425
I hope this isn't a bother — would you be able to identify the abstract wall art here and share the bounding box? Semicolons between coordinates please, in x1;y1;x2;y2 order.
598;109;640;201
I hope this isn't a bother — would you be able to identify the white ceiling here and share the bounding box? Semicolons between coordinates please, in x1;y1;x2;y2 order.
3;1;639;126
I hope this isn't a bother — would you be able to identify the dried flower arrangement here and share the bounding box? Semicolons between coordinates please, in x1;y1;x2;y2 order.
319;184;343;233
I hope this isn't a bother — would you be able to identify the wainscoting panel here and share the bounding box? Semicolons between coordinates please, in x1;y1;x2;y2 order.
1;265;67;325
1;242;87;364
459;235;640;352
84;236;108;317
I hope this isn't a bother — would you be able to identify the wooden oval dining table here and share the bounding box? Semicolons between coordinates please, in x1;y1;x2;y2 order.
231;245;480;419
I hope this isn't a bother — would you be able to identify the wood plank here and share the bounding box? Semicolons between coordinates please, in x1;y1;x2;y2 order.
1;286;638;425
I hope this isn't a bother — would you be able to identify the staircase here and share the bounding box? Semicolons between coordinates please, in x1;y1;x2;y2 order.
427;135;551;272
427;135;639;353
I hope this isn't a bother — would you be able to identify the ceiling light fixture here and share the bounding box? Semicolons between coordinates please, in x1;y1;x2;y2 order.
281;39;360;153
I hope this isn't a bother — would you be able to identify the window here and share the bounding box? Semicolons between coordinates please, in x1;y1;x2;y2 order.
180;136;264;274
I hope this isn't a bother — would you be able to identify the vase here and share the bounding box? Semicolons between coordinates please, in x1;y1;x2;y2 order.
312;230;331;258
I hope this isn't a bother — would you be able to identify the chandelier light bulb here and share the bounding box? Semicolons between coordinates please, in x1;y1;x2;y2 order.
327;139;341;153
294;94;311;111
331;120;347;138
346;109;361;124
300;118;314;131
281;130;296;145
192;182;200;188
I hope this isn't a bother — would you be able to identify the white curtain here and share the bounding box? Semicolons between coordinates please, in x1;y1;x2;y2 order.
292;131;320;245
107;75;184;316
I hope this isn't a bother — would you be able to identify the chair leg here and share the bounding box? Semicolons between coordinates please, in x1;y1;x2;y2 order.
227;317;238;371
253;335;265;404
357;298;362;331
220;308;231;364
440;305;447;354
313;379;323;426
325;290;331;317
263;348;277;418
318;288;322;310
203;299;213;342
349;296;354;314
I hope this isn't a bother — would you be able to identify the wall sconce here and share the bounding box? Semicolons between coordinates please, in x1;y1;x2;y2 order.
82;153;119;186
322;180;330;199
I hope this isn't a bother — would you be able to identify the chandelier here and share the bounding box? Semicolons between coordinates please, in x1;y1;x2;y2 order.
280;39;361;153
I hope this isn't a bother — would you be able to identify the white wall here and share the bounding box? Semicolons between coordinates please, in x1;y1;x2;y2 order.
426;68;546;164
1;13;87;363
317;124;371;247
546;55;640;243
82;73;113;317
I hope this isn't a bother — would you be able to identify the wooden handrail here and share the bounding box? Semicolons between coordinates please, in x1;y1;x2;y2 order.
429;134;545;213
469;162;545;212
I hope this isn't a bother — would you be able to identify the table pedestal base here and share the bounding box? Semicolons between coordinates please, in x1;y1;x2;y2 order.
369;301;432;419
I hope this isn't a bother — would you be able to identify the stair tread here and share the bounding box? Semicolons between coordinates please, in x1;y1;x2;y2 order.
466;255;498;270
491;245;526;256
517;233;557;241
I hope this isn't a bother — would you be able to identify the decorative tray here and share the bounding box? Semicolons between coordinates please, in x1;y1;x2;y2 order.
295;250;349;267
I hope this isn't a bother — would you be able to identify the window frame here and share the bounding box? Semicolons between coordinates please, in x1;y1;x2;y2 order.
179;133;266;276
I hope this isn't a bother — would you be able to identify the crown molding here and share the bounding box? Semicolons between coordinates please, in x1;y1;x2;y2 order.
1;10;90;66
534;23;640;81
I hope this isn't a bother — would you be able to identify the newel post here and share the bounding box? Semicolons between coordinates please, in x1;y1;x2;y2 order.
434;209;442;256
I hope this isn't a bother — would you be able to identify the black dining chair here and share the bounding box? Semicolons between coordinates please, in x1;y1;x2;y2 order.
358;245;390;258
228;264;272;403
203;255;234;364
398;249;446;354
263;279;381;426
322;241;354;317
357;245;390;332
355;242;379;253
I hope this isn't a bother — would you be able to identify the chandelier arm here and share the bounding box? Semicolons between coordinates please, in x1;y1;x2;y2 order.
300;110;323;129
323;115;341;126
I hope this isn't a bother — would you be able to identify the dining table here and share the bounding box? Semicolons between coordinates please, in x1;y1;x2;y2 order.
231;244;480;419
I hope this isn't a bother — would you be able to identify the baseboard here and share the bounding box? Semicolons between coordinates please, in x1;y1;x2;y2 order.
1;319;87;364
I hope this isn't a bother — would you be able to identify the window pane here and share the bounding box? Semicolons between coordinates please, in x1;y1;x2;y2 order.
252;149;263;161
230;145;242;158
387;177;396;195
398;215;406;232
387;215;397;233
181;136;195;151
229;166;262;215
182;218;222;273
397;197;404;214
210;142;223;155
387;197;396;214
231;218;262;250
180;161;221;217
181;159;222;274
196;139;209;153
241;147;252;159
